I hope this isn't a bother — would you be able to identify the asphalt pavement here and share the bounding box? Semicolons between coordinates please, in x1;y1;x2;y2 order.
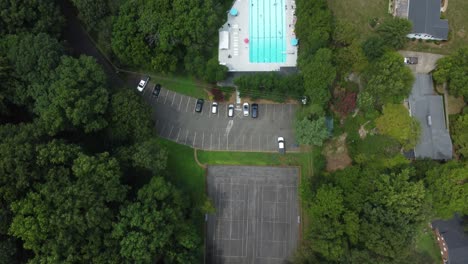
142;86;299;152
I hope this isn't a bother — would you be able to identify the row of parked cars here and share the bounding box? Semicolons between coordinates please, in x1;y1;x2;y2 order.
195;99;259;118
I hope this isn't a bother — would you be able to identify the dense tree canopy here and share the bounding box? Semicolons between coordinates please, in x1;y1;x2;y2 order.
10;148;126;263
0;0;64;36
452;114;468;157
376;18;412;50
34;55;109;134
295;116;329;146
234;73;304;102
306;167;428;263
425;162;468;219
71;0;109;29
295;0;332;57
364;52;414;105
302;48;336;108
0;33;64;104
111;0;223;79
433;47;468;98
113;176;200;263
376;104;421;150
107;89;153;144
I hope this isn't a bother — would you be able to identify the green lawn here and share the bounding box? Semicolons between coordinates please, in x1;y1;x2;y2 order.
148;73;209;99
197;150;315;178
327;0;390;41
414;227;443;264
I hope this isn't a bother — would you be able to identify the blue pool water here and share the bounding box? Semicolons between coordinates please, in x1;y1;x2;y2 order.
249;0;286;63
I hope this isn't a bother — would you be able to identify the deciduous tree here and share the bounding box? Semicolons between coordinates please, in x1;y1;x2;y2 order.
295;116;329;146
376;104;420;150
34;55;109;134
302;48;336;108
0;0;64;36
376;18;412;50
425;161;468;219
433;47;468;98
113;176;200;264
364;52;414;105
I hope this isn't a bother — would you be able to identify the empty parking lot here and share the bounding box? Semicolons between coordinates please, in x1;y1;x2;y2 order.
143;87;299;152
206;166;300;264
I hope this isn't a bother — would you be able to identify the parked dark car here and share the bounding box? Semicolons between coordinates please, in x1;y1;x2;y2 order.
152;84;161;98
195;99;204;112
251;103;258;118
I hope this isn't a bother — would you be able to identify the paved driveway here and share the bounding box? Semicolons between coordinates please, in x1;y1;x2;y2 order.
142;87;299;152
399;51;445;73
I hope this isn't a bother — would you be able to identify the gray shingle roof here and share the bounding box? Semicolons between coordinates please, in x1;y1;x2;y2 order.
408;0;449;39
408;74;452;160
433;215;468;264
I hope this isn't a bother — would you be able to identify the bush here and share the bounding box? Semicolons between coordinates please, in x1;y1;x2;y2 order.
334;92;357;116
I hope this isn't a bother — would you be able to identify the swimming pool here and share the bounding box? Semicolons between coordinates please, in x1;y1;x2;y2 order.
249;0;286;63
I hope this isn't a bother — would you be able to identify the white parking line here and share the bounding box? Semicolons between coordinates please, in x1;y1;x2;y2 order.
185;97;191;112
218;134;221;149
164;90;170;104
175;128;181;142
193;132;197;147
226;134;229;150
171;92;176;106
202;132;205;149
185;130;189;144
168;125;174;138
178;95;183;111
250;135;253;151
282;104;285;118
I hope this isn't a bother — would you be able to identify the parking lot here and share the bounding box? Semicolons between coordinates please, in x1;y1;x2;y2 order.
206;166;300;264
142;86;299;152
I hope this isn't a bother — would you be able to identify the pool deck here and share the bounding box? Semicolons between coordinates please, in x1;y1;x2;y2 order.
219;0;298;72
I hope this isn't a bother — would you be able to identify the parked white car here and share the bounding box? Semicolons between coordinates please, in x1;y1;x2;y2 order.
243;102;249;117
211;102;218;114
137;77;150;92
278;137;285;154
228;104;234;117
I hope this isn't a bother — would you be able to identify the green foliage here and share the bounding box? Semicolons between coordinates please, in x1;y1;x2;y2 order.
34;55;109;134
107;89;153;144
362;35;387;60
0;236;16;264
302;48;336;108
452;114;468;157
364;52;414;105
376;104;421;150
203;56;228;83
350;135;403;167
113;176;201;263
357;91;376;112
0;33;64;104
433;47;468;98
111;0;222;78
425;162;468;219
0;0;64;36
10;151;127;263
132;138;168;174
296;0;332;57
295;116;329;146
71;0;109;29
0;54;18;112
334;42;368;77
376;18;412;50
305;167;428;263
0;123;43;205
307;185;346;261
234;73;304;102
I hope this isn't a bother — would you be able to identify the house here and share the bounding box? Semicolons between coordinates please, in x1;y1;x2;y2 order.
406;0;449;40
432;215;468;264
408;74;452;160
